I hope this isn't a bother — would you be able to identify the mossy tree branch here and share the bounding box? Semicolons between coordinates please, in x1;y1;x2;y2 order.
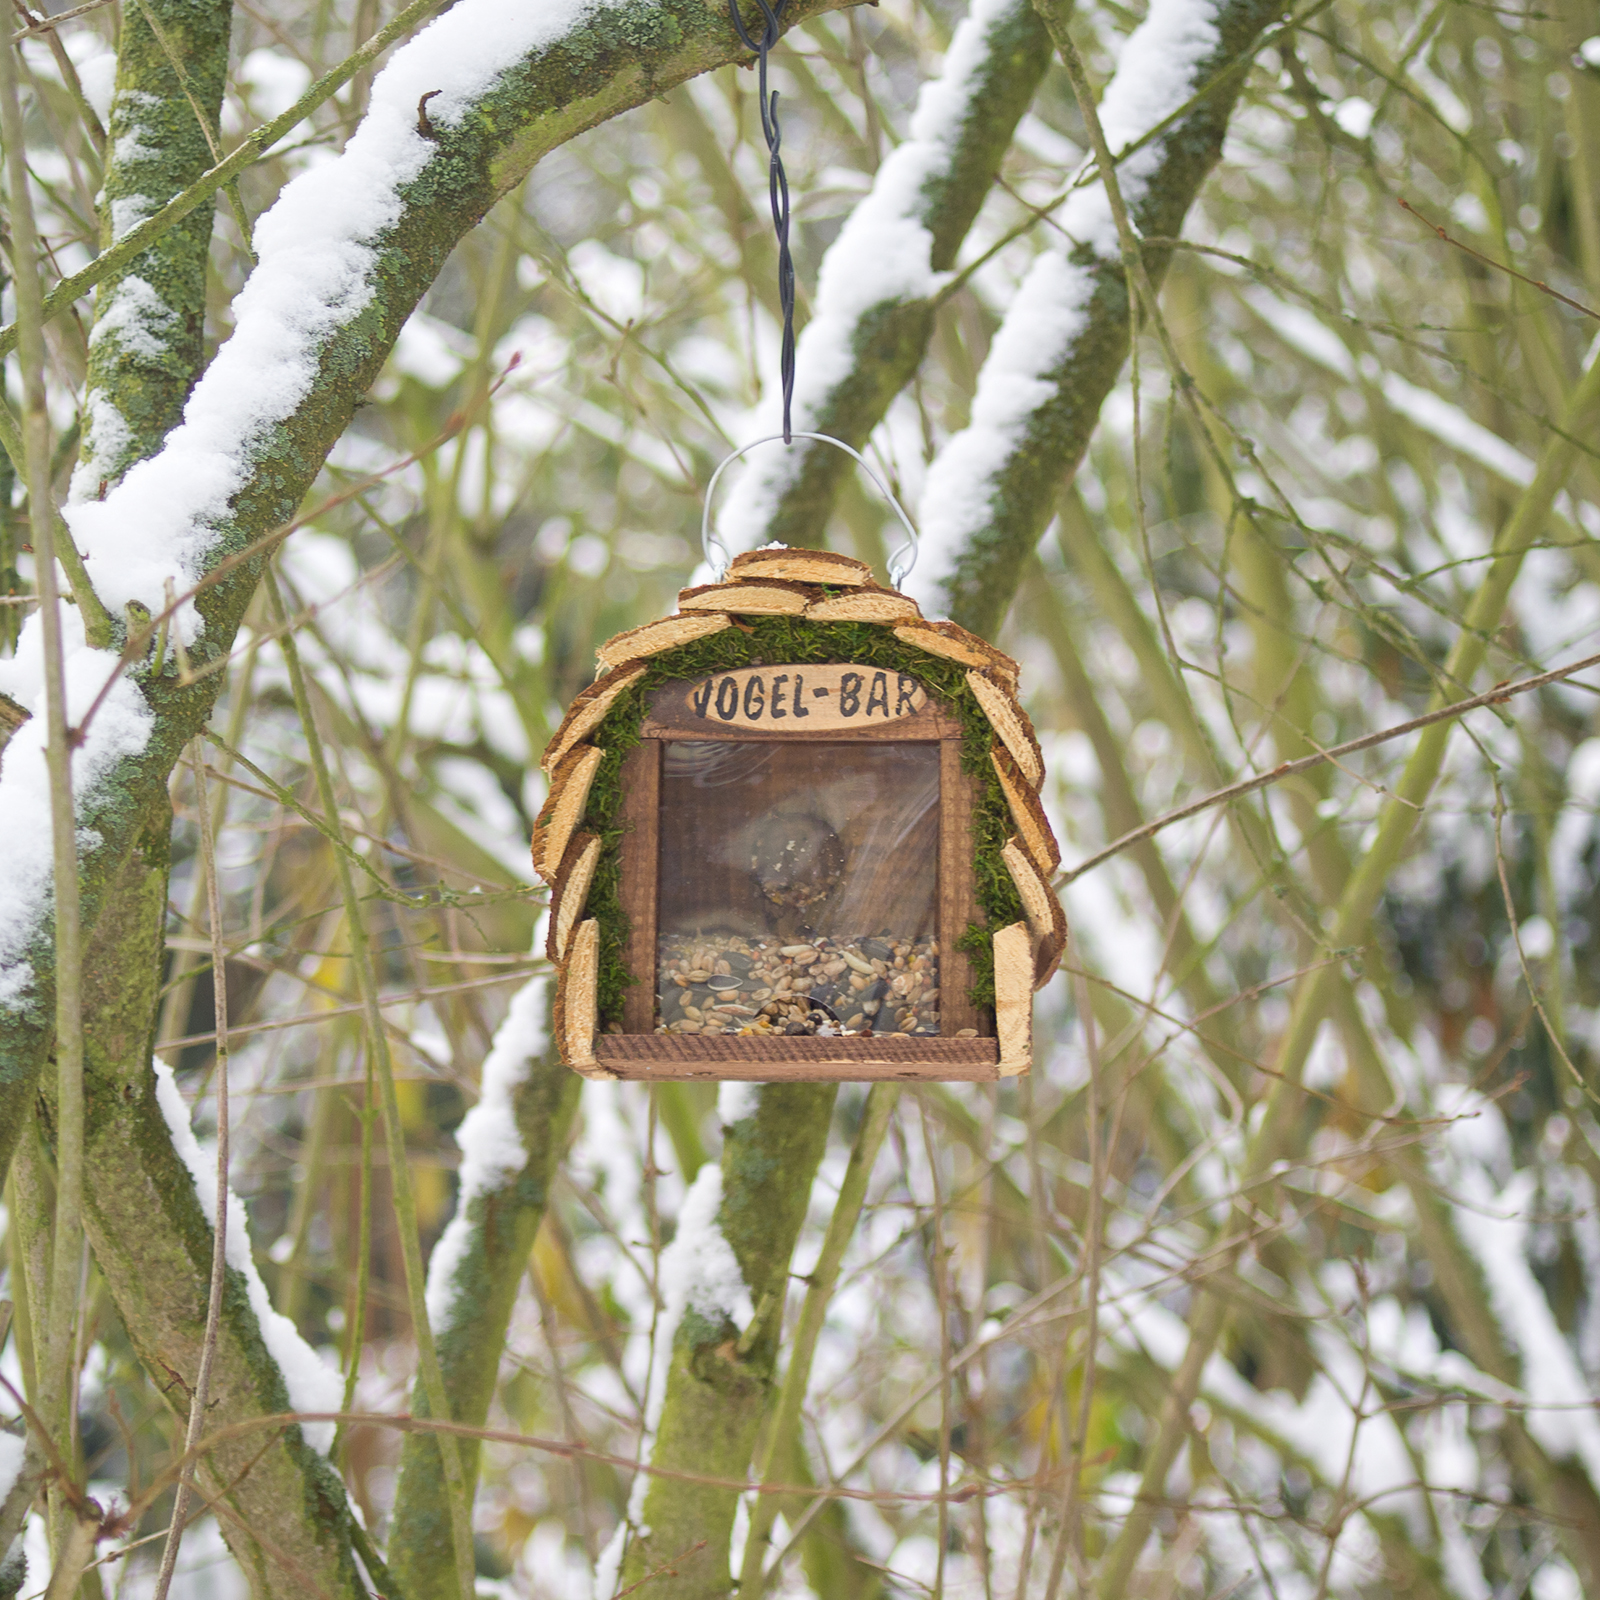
0;0;867;1193
387;995;581;1600
752;0;1051;551
72;0;234;499
617;1085;836;1600
0;0;453;370
937;0;1288;639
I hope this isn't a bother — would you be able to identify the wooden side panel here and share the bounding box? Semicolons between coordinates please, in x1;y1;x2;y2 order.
619;740;660;1035
993;921;1033;1077
594;1034;1000;1082
939;739;987;1037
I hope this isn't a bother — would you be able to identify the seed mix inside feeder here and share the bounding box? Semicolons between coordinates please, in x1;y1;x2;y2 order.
532;543;1066;1082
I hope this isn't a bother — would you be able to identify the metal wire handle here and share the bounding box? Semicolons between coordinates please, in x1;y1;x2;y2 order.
729;0;796;440
700;432;921;589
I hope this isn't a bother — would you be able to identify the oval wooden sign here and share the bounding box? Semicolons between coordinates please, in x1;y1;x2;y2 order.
681;663;927;731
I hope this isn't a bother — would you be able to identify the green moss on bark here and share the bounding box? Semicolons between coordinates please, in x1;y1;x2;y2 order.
938;0;1289;638
77;0;234;494
618;1084;836;1599
387;1025;581;1600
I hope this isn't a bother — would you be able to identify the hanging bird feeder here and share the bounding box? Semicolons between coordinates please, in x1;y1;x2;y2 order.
533;518;1064;1082
530;1;1063;1081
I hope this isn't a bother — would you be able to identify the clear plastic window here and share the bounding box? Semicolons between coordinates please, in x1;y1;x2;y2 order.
656;741;940;1036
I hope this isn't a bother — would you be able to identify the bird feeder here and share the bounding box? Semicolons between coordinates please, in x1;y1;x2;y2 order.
533;545;1064;1082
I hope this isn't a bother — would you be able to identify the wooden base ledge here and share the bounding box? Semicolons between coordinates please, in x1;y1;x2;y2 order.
592;1035;1005;1082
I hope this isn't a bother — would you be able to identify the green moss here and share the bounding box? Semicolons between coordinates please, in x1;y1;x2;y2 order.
573;617;1026;1026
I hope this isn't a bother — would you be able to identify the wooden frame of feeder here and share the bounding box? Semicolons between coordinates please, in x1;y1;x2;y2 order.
535;546;1066;1083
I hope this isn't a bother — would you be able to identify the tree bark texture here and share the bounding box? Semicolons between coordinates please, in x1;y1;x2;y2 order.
387;1039;580;1600
617;1085;835;1599
73;0;235;498
939;0;1287;639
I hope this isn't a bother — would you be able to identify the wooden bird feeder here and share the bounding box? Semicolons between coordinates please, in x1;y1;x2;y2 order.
533;545;1065;1082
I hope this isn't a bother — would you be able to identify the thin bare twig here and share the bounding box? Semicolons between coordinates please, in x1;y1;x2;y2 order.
1057;647;1600;887
151;744;234;1600
8;0;117;40
0;18;89;1539
1398;197;1600;321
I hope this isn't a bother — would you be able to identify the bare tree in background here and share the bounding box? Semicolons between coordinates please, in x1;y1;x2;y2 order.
1;1;1599;1597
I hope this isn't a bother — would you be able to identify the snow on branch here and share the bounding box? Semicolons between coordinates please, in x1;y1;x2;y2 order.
907;0;1231;616
714;0;1036;555
0;0;632;1010
152;1060;343;1453
424;962;550;1328
597;1160;752;1591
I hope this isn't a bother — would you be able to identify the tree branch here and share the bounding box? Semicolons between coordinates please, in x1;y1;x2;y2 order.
907;0;1289;637
0;0;867;1191
386;977;579;1600
716;0;1051;557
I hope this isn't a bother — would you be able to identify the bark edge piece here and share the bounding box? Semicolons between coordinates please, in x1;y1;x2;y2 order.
556;918;610;1077
993;921;1033;1076
548;831;602;962
729;547;871;585
990;745;1060;873
596;615;731;673
678;579;816;614
532;744;604;885
966;669;1042;788
543;662;648;774
1002;836;1066;987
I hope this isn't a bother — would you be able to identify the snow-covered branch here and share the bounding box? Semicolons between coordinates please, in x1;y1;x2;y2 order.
715;0;1050;556
906;0;1286;633
0;0;864;1174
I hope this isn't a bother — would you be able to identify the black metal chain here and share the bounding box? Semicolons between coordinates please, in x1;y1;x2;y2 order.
728;0;795;442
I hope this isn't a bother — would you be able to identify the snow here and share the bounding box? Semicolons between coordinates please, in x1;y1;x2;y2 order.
910;252;1095;608
76;52;116;125
592;1521;628;1600
612;1163;751;1550
1452;1167;1600;1491
0;610;154;1008
425;944;550;1328
71;389;135;501
910;0;1224;611
634;1166;750;1489
717;1081;762;1126
657;1164;752;1368
109;195;155;242
152;1059;342;1453
85;276;178;367
0;0;624;1012
72;276;183;501
715;0;1021;552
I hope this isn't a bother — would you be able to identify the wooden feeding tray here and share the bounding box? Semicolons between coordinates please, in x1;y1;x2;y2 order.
532;546;1065;1081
